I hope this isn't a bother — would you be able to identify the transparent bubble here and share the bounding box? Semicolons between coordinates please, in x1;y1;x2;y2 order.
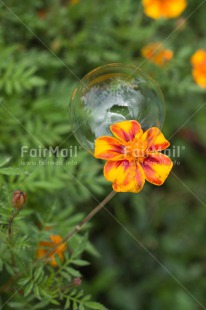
70;63;165;153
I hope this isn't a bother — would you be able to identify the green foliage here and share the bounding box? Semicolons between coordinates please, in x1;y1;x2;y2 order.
0;0;206;310
0;45;46;96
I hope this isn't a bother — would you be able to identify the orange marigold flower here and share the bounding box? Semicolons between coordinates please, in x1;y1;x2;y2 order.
142;0;187;19
190;49;206;67
190;49;206;88
141;43;173;66
94;120;173;193
37;235;66;267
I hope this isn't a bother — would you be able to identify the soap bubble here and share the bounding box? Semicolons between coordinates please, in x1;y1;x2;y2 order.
70;63;165;153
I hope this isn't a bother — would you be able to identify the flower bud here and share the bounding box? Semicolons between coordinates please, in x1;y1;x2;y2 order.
12;191;27;209
175;17;187;31
73;277;82;286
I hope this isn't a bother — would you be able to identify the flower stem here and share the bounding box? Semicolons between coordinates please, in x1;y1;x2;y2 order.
8;208;22;266
40;190;116;262
8;208;21;239
63;190;116;242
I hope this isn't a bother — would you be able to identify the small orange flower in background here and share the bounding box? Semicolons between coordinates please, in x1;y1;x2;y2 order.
142;0;187;19
37;235;66;267
37;9;48;20
190;49;206;88
70;0;79;5
94;120;173;193
141;43;173;66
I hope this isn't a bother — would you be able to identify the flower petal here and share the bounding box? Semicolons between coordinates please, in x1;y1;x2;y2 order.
110;120;142;143
142;0;162;19
192;67;206;88
94;136;125;160
141;43;173;66
142;127;170;151
164;0;187;18
191;49;206;67
141;153;173;185
104;160;145;193
142;0;187;19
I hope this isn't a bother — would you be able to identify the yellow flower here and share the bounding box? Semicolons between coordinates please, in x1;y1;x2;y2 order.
94;120;173;193
37;235;66;267
141;43;173;66
142;0;187;19
190;49;206;89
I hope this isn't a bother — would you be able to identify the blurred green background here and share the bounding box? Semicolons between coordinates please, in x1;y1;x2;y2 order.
0;0;206;309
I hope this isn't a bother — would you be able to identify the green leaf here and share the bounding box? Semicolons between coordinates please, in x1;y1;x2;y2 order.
84;301;106;310
7;302;25;309
71;234;88;258
0;167;28;176
70;289;77;296
79;304;85;310
64;297;71;309
0;157;11;168
86;242;100;257
54;253;62;267
76;290;84;298
60;271;71;280
33;267;44;282
72;259;90;266
28;76;46;87
82;295;91;302
33;284;41;299
40;289;53;298
5;263;15;275
50;299;60;305
33;300;50;309
73;301;78;310
67;267;81;277
0;259;3;272
24;281;33;297
18;278;30;286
